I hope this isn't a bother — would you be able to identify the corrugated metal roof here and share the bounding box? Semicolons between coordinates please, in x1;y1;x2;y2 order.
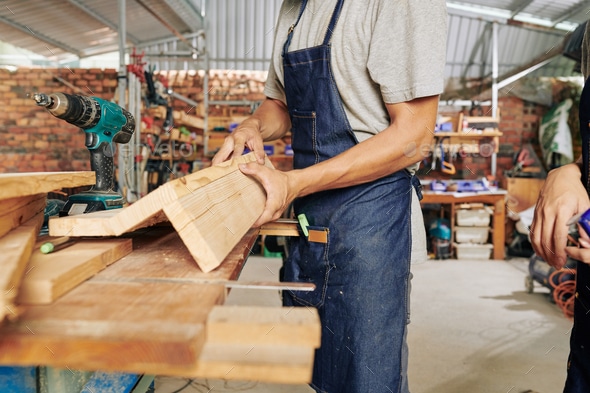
0;0;587;98
0;0;204;60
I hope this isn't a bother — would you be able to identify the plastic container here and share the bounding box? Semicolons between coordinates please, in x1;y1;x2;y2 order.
455;226;489;243
263;145;275;156
454;243;493;260
455;180;487;192
456;209;491;226
430;180;447;191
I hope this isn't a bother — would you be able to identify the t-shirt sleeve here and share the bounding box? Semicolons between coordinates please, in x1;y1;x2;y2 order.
263;0;298;104
367;0;447;104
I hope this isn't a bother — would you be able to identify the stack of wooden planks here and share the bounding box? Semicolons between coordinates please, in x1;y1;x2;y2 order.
49;152;271;273
0;171;129;322
0;158;323;384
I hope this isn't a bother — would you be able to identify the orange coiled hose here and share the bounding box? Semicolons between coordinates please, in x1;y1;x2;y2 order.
549;269;576;320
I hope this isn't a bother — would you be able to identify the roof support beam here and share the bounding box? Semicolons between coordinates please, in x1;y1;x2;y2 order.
135;0;202;56
551;0;590;27
0;15;81;57
67;0;140;45
163;0;205;31
509;0;535;19
461;23;492;82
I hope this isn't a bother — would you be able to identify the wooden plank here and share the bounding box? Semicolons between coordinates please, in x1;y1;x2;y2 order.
1;281;223;375
259;219;299;237
17;238;133;304
48;153;266;237
173;110;205;129
0;212;44;322
207;305;321;347
0;172;95;200
0;193;46;238
164;170;266;272
87;226;257;282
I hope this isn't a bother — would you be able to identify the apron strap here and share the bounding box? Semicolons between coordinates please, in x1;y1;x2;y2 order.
322;0;345;46
282;0;345;56
282;0;309;56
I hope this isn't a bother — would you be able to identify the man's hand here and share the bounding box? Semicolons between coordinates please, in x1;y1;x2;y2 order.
211;98;291;166
238;162;298;227
530;163;590;269
212;117;266;165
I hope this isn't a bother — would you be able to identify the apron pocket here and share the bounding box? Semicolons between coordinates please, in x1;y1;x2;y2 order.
283;225;330;308
290;110;318;165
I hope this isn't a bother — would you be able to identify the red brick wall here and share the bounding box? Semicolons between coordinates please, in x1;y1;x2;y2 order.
0;68;118;173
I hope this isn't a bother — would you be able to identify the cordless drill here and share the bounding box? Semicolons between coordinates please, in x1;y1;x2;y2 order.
33;92;135;216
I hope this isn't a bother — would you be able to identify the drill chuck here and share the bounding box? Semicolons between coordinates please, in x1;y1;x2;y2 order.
34;92;101;129
33;92;135;144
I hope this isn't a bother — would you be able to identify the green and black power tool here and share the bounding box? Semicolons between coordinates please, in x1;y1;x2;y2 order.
33;92;135;216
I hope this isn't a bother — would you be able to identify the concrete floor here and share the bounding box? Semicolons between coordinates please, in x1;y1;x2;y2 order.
155;256;573;393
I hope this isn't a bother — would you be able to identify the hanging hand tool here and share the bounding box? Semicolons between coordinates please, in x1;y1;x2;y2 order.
33;92;135;215
439;136;456;175
144;67;173;130
506;148;536;177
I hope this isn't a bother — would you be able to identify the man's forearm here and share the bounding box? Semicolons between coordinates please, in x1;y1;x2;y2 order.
247;98;291;141
288;96;438;197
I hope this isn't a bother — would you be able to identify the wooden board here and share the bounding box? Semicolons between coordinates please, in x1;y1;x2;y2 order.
0;212;44;322
164;169;266;272
48;153;268;237
1;281;223;375
17;238;133;305
0;172;95;200
0;193;46;238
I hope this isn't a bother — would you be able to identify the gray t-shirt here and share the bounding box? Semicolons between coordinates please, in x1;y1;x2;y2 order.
264;0;448;263
265;0;447;143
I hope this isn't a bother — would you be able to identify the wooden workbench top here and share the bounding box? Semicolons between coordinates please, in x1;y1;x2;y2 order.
0;225;320;383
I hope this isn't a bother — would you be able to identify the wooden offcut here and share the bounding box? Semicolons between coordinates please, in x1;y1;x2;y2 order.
17;238;133;305
49;153;271;272
206;305;321;347
0;212;44;322
195;305;320;382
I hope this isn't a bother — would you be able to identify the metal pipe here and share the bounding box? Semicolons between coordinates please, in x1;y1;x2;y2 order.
491;21;499;178
117;0;128;195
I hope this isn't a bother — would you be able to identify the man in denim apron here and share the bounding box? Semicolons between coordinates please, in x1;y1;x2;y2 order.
531;22;590;393
214;1;447;391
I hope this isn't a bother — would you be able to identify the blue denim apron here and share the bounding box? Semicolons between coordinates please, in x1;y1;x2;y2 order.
280;1;415;392
564;77;590;392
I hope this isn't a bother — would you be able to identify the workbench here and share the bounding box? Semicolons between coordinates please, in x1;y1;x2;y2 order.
0;224;320;388
421;190;507;260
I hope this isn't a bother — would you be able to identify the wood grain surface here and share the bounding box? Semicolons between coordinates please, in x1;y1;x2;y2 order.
0;172;95;200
